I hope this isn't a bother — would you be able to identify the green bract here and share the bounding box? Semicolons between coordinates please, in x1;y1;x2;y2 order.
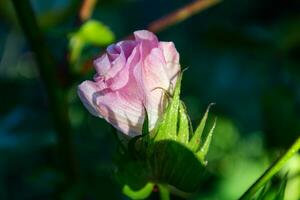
115;74;216;199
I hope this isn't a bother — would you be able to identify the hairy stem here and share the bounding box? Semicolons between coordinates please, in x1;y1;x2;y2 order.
11;0;78;185
239;136;300;200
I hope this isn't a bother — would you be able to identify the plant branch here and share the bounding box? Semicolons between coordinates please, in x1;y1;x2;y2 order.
239;136;300;200
148;0;221;33
11;0;78;185
79;0;97;22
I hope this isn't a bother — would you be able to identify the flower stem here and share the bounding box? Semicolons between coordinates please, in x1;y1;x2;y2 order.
239;136;300;200
158;184;170;200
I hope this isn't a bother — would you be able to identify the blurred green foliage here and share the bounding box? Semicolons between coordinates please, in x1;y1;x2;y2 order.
0;0;299;199
69;20;115;63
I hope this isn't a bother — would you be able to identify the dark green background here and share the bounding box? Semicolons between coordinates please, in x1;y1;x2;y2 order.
0;0;299;199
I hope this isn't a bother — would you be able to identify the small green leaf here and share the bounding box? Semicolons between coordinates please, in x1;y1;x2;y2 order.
189;103;215;152
69;20;115;63
122;183;154;200
79;20;115;45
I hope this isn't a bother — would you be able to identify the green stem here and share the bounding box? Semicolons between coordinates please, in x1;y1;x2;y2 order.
239;136;300;200
11;0;78;184
158;184;170;200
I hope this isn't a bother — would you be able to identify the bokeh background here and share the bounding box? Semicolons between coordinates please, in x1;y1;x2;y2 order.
0;0;299;199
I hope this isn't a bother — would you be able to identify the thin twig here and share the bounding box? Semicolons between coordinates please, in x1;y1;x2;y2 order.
80;0;97;21
11;0;78;186
148;0;221;33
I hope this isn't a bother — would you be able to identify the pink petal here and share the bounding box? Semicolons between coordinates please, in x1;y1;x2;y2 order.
107;45;141;91
158;42;180;91
134;30;159;57
106;44;120;61
78;80;107;117
94;54;111;76
116;40;137;58
105;51;126;80
134;30;159;43
79;80;144;137
100;90;144;137
159;42;179;66
134;48;171;129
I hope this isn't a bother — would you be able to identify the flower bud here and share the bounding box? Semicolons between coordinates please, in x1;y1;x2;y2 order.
78;30;180;137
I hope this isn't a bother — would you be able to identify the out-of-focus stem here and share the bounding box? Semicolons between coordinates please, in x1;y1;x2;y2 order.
239;136;300;200
11;0;78;185
148;0;221;33
79;0;97;21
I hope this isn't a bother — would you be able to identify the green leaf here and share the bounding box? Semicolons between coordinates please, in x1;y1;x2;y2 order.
69;20;115;63
122;183;154;200
78;20;115;45
189;103;215;152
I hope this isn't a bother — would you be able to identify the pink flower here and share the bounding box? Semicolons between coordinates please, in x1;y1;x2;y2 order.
78;30;180;137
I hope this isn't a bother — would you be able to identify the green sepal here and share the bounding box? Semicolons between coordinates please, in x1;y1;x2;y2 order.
189;103;215;152
148;140;205;193
142;108;149;136
177;102;189;144
142;107;150;148
196;118;216;165
154;75;182;141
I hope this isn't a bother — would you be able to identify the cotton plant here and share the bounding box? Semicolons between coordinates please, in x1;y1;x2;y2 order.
77;30;215;199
